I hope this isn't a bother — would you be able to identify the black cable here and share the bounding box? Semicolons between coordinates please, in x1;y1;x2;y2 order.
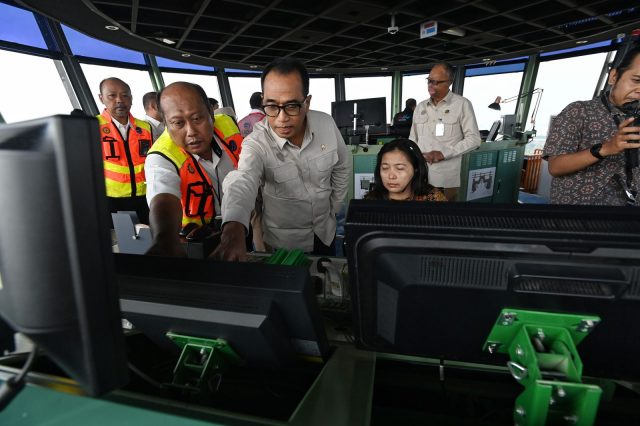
127;362;165;390
12;348;37;384
0;345;38;411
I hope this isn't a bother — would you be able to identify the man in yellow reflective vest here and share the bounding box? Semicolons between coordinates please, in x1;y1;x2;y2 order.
97;77;153;224
144;82;242;257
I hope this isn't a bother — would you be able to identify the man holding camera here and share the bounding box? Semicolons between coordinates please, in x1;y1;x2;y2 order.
544;46;640;205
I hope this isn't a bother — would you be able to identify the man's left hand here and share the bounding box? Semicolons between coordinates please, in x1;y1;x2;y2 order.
425;150;445;164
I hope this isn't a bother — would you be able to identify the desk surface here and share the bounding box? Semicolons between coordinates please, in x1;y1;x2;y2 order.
2;345;640;425
0;344;375;426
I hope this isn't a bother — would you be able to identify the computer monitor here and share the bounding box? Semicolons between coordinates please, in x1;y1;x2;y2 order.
332;97;387;135
486;119;501;141
116;254;330;369
345;200;640;382
0;115;128;395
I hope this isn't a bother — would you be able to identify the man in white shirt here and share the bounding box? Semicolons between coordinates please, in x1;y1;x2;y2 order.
144;82;236;257
214;58;351;261
409;63;481;201
142;91;165;141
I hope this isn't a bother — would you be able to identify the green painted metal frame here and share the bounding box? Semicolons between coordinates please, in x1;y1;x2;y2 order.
515;55;540;131
166;333;242;393
484;308;602;426
266;248;310;266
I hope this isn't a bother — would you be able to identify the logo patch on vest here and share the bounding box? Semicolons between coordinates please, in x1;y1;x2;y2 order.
135;127;142;134
187;164;196;174
228;141;237;151
103;128;110;134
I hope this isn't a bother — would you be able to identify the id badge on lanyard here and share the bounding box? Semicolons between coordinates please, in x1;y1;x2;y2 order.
435;119;444;137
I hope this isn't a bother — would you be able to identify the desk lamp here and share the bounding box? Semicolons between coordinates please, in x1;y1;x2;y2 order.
488;88;544;129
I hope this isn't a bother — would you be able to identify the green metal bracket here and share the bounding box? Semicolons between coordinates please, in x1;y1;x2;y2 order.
266;248;310;266
166;332;242;393
516;129;537;146
483;309;602;426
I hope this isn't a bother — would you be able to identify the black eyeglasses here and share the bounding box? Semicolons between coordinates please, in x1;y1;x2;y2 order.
427;78;450;86
262;98;308;117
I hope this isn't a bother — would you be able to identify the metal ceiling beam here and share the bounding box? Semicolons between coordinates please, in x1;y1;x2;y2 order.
176;0;212;49
239;1;352;64
554;0;614;25
210;0;283;58
305;1;477;68
278;0;420;68
296;0;543;68
355;0;605;68
130;0;139;33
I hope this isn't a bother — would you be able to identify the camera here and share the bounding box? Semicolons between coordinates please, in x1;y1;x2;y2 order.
619;99;640;170
388;26;399;35
620;100;640;127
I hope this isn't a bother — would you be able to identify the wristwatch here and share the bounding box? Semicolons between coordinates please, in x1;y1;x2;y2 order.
590;143;605;160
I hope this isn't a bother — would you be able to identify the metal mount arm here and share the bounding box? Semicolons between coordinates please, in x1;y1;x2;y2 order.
491;89;544;129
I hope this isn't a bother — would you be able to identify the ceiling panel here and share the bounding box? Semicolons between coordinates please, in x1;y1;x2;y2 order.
18;0;639;72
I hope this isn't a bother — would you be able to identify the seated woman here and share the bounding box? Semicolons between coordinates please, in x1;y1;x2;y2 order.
364;138;446;201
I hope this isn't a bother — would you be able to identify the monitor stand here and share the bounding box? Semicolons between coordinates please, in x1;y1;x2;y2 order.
112;211;152;255
165;333;241;393
484;308;603;426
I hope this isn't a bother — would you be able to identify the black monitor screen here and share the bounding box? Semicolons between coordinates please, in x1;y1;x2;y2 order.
332;97;387;134
116;254;330;369
0;115;128;395
345;200;640;382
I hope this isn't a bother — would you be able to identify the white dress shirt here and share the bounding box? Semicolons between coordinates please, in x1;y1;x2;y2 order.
144;114;165;141
112;118;130;141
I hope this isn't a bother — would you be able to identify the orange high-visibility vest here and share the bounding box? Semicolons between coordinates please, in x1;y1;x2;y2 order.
146;115;241;227
148;131;215;227
212;114;243;168
97;110;153;198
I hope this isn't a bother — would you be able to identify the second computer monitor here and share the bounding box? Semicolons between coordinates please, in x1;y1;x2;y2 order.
346;200;640;382
332;97;387;135
117;254;330;369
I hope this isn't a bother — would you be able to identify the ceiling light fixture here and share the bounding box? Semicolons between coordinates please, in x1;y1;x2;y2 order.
576;40;588;44
181;53;191;57
249;65;258;69
105;25;119;31
161;38;176;45
442;27;466;37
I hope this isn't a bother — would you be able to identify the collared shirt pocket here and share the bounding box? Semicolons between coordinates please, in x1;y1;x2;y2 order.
411;110;429;140
413;110;428;124
441;114;462;139
311;150;338;190
271;163;303;199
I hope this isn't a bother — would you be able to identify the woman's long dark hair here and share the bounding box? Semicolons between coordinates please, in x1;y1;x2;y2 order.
364;138;434;200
